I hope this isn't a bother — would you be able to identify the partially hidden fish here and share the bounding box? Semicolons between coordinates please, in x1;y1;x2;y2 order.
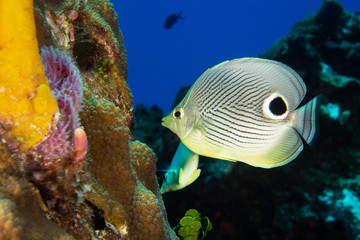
160;142;201;193
161;57;321;193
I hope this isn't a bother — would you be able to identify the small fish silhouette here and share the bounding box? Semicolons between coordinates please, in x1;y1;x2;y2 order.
164;10;184;29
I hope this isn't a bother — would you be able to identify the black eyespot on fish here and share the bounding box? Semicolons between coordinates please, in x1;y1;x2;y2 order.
269;97;287;116
174;108;183;119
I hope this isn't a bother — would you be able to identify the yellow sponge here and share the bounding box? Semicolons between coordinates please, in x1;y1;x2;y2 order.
0;0;58;148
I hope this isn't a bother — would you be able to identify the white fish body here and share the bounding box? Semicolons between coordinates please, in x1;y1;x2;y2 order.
160;142;201;194
162;57;320;169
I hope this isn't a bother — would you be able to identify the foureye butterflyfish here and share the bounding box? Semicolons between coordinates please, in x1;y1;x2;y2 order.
161;57;320;180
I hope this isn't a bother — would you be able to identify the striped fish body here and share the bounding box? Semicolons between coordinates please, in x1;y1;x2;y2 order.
162;58;320;168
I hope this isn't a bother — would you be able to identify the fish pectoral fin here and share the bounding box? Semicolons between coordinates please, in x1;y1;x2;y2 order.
179;168;201;186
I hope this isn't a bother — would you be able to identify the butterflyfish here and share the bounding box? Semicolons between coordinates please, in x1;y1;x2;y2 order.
161;57;321;192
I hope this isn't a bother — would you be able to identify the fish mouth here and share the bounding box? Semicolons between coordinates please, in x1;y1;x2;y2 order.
161;115;175;132
161;116;168;128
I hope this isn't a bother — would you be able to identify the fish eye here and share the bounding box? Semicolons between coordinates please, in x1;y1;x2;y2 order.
269;97;287;116
173;108;184;119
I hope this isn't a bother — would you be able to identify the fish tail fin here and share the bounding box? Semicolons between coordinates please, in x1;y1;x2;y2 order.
292;95;322;146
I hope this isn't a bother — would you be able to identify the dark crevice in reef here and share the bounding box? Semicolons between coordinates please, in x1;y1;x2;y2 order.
85;200;107;230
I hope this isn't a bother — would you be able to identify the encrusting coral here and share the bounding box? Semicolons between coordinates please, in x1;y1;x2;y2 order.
0;0;90;238
0;142;74;239
34;0;131;121
81;90;177;239
0;0;179;239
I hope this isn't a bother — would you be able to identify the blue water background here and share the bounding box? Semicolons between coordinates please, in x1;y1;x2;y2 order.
114;0;359;114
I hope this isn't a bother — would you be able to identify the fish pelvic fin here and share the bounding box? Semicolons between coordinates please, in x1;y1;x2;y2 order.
292;95;322;146
179;167;201;187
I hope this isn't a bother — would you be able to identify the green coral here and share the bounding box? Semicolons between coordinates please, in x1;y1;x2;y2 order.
174;209;212;240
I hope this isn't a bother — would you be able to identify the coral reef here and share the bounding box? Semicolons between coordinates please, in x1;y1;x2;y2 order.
80;90;177;239
135;1;360;239
37;46;84;160
34;0;131;117
0;0;178;239
317;189;360;239
0;142;74;240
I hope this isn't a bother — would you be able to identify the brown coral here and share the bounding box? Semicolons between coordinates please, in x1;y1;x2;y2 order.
0;142;74;240
81;90;177;239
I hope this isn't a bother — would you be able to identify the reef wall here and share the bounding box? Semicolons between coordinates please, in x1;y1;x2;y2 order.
0;0;178;239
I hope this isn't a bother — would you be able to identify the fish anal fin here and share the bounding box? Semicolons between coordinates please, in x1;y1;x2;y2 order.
250;128;303;168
